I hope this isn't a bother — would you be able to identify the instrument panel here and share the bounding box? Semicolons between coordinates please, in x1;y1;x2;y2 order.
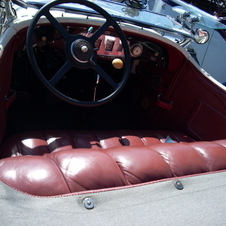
86;33;167;67
34;25;167;68
128;37;167;68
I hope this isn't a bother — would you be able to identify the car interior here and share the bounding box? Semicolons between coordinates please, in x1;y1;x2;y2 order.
0;1;226;196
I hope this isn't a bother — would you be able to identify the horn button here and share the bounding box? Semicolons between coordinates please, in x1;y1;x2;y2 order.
71;39;93;63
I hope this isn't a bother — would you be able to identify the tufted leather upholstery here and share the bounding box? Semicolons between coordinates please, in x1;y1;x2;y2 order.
0;130;195;158
0;129;226;196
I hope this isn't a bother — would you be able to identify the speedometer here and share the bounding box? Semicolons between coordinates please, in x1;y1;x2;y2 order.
131;44;143;57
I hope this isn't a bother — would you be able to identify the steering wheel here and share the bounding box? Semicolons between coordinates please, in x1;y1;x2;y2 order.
26;0;131;107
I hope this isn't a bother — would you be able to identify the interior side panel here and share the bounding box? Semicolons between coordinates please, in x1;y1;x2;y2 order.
0;37;17;145
154;60;226;140
188;100;226;140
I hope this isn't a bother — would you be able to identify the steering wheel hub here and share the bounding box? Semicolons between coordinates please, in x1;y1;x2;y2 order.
71;39;93;63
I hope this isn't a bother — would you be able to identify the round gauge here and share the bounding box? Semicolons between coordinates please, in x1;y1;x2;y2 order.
131;44;143;57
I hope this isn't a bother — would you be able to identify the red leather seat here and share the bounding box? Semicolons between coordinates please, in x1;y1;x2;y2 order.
0;139;226;196
1;130;226;196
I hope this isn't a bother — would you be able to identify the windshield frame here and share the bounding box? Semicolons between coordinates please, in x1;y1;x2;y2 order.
23;0;193;39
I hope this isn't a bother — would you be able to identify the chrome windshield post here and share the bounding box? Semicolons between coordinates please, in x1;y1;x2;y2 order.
0;1;6;35
0;0;16;35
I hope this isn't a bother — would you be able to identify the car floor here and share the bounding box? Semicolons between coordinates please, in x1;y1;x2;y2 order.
5;74;138;141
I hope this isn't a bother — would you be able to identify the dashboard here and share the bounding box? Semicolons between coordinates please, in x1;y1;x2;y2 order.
34;25;167;68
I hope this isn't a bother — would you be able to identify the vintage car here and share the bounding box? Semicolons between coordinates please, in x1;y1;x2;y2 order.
0;0;226;224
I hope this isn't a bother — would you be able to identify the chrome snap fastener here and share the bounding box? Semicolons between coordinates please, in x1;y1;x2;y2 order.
174;180;184;190
83;198;95;210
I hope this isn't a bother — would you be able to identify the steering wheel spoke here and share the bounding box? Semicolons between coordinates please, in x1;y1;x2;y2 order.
93;63;118;89
49;60;73;86
44;10;71;40
89;20;111;42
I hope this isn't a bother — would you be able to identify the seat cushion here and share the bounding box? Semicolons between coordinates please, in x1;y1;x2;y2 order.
0;130;195;158
0;140;226;196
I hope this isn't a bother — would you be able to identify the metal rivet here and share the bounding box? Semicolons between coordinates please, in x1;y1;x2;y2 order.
174;180;184;190
83;198;95;210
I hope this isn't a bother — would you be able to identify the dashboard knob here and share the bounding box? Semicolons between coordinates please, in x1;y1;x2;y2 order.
112;58;123;69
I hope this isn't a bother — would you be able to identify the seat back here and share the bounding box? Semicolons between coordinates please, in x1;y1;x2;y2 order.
0;130;194;158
